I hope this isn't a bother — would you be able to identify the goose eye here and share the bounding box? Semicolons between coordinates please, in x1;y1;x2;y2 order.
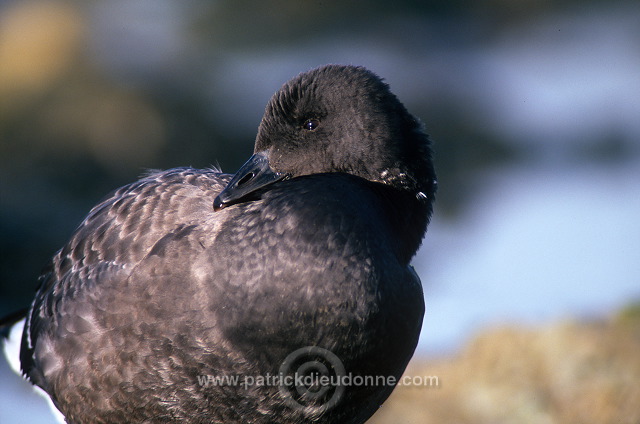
303;119;320;131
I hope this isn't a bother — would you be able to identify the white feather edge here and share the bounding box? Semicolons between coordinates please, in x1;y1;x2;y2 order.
3;318;67;424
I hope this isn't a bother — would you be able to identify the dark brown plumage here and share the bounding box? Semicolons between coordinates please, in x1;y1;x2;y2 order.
10;65;436;423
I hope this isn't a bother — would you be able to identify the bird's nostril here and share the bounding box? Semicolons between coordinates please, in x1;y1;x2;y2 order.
237;172;255;186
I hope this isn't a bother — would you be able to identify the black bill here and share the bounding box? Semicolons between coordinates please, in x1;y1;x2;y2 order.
213;151;289;211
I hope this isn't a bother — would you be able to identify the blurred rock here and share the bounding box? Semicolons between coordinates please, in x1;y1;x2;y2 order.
369;304;640;424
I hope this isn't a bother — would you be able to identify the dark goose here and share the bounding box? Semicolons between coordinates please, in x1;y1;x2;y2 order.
9;65;436;424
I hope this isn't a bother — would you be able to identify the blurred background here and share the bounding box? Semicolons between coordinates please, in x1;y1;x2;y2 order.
1;0;639;422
